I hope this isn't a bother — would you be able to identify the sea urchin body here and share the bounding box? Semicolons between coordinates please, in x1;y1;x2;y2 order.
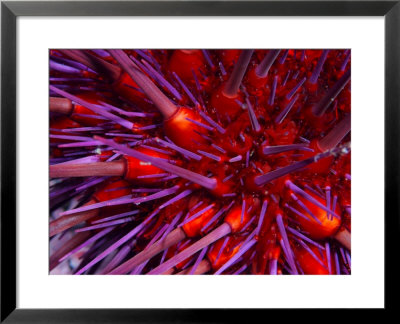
49;49;351;275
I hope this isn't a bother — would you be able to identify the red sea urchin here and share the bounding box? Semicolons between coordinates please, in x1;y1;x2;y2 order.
49;49;351;275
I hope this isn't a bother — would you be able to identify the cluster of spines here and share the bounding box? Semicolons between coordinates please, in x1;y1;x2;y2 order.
49;49;351;275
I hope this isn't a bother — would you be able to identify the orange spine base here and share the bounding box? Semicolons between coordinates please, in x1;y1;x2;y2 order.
295;244;336;275
210;86;242;118
163;107;208;150
92;179;132;202
70;93;106;126
182;203;217;238
246;68;268;89
224;197;259;233
287;188;341;240
123;148;169;184
207;236;242;270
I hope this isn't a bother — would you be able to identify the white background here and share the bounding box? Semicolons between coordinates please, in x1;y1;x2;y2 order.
17;17;384;308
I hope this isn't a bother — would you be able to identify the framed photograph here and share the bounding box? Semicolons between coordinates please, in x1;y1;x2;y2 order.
1;0;398;322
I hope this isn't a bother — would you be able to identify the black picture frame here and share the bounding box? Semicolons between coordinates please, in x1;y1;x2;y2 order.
1;0;398;322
